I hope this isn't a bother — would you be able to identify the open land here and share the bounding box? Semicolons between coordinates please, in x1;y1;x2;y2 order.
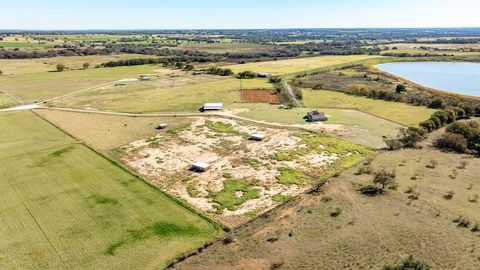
0;111;221;269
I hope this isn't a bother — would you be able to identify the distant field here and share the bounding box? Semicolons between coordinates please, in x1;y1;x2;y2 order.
0;41;52;49
54;78;271;113
223;55;382;75
35;109;195;151
0;64;164;103
177;42;274;54
0;54;157;75
226;103;403;148
0;111;221;269
302;89;436;126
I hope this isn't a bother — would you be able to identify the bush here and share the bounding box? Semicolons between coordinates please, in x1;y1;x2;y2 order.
384;255;430;270
384;138;404;150
56;64;66;72
428;97;444;109
237;71;257;79
433;133;468;153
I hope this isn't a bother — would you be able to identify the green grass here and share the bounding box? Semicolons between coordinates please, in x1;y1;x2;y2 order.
0;111;221;269
302;89;437;126
204;120;239;134
0;41;52;48
57;77;258;113
223;55;382;76
276;167;309;185
272;194;294;203
0;92;17;108
225;103;403;149
209;179;260;213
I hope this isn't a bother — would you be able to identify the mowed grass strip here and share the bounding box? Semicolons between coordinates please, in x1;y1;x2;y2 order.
0;111;221;269
223;55;382;75
302;89;437;127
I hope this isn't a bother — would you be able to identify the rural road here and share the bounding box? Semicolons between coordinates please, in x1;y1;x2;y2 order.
283;82;302;107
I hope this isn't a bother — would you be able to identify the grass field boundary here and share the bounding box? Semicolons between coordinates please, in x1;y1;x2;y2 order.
32;110;227;233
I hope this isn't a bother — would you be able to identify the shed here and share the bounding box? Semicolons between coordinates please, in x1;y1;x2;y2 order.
139;75;151;81
250;134;265;141
157;123;168;130
306;110;328;122
257;72;273;78
191;162;210;172
200;103;223;112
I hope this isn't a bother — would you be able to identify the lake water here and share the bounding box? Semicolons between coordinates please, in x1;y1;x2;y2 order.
376;62;480;97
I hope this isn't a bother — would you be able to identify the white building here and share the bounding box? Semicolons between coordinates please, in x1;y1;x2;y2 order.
250;134;265;141
191;162;210;172
200;103;223;112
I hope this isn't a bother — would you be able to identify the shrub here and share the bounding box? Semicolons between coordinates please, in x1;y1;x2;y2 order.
419;120;436;132
56;64;66;72
373;168;396;191
395;84;406;93
384;255;430;270
428;97;444;109
433;133;468;153
330;207;341;217
237;71;257;79
443;191;455;200
384;138;404;150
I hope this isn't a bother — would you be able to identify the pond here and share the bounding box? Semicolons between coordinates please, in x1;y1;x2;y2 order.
376;62;480;97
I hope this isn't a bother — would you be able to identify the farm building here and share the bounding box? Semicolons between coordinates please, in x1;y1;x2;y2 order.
200;103;223;112
191;162;210;172
157;123;168;130
305;110;329;122
257;72;273;78
139;75;151;81
250;134;265;141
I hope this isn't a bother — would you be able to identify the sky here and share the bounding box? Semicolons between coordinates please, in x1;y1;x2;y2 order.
1;0;479;30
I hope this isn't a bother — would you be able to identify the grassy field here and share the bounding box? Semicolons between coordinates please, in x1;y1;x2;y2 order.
0;111;221;269
302;89;437;126
0;92;17;108
174;147;480;270
35;109;196;151
223;55;382;75
54;78;271;113
0;41;52;49
0;64;165;103
0;54;157;76
177;43;274;54
226;103;403;148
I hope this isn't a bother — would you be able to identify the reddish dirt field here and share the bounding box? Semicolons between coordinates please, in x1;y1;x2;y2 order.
242;89;280;104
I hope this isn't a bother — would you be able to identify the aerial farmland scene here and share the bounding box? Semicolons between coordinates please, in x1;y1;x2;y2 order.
1;1;480;269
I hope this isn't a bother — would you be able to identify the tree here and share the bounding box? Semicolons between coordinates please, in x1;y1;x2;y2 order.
398;127;425;148
395;84;406;94
56;64;66;72
183;64;194;71
428;97;445;109
419;120;436;132
82;62;90;69
433;133;468;153
373;169;396;191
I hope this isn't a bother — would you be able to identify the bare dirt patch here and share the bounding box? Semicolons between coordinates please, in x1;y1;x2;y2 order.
118;117;369;227
241;89;280;104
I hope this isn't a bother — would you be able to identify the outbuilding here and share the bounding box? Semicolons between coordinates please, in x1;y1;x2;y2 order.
157;123;168;130
191;162;210;172
139;75;151;81
200;103;223;112
305;110;328;122
250;133;265;141
257;72;273;78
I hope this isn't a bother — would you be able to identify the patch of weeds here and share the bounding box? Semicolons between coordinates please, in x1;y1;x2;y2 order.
355;165;373;175
187;185;200;198
426;159;438;169
156;157;164;164
448;169;458;180
203;120;239;135
89;195;119;206
404;186;420;200
272;194;293;203
106;222;202;255
243;158;261;168
300;134;370;156
443;191;455;200
410;171;422;180
50;146;74;157
276;167;309;185
453;216;471;228
384;255;431;270
330;207;341;217
471;224;480;233
166;123;190;136
458;160;469;169
468;194;478;203
246;211;258;218
270;150;297;161
250;178;260;186
209;179;260;212
223;172;233;179
358;185;384;196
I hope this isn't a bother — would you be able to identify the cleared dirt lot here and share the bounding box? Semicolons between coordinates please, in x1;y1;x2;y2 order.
118;117;370;227
241;89;280;104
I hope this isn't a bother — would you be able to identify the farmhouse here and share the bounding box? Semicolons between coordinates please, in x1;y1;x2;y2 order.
250;133;265;141
200;103;223;112
306;110;328;122
191;162;210;172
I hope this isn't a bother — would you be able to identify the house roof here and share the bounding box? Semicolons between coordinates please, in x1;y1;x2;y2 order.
307;110;325;116
251;133;265;139
192;162;210;168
